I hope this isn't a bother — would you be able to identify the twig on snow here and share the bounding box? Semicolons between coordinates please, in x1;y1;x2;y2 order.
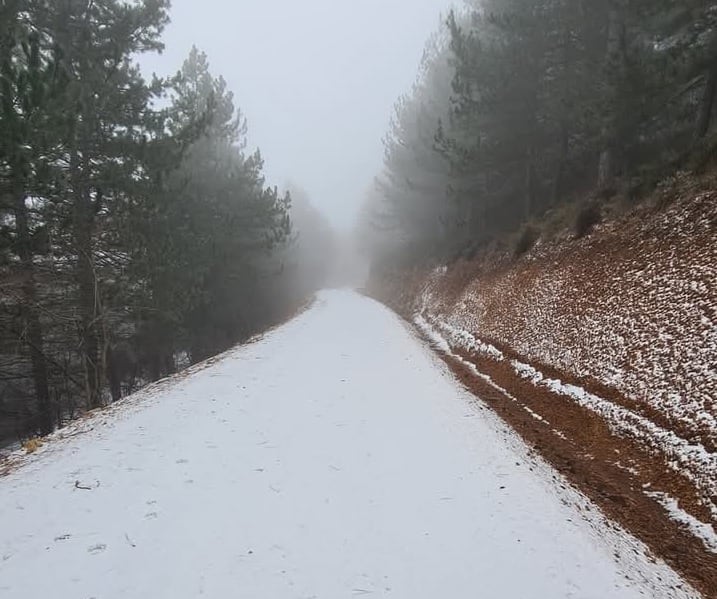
74;480;100;490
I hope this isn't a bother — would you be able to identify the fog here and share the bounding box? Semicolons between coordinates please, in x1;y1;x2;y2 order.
138;0;455;232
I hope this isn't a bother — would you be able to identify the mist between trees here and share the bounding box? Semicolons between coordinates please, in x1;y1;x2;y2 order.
0;1;335;444
359;0;717;266
4;0;716;446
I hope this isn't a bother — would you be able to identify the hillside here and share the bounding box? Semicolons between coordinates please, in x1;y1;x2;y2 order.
369;184;717;596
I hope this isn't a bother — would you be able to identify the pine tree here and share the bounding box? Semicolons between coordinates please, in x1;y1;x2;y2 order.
44;0;170;408
0;1;310;441
442;2;553;240
368;0;717;264
376;25;454;257
0;0;68;433
129;47;291;365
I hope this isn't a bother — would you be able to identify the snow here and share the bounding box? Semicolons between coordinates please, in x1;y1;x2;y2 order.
409;194;717;452
418;311;717;523
416;316;551;428
0;290;698;598
509;359;717;510
644;491;717;554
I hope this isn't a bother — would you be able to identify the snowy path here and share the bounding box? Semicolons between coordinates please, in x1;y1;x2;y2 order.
0;291;697;598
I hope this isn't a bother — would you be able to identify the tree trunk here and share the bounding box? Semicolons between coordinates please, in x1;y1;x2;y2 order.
148;353;163;382
106;344;122;402
695;62;717;141
553;123;569;205
597;144;615;190
163;352;177;376
12;188;53;435
525;147;537;220
75;216;102;409
71;155;102;409
597;0;622;190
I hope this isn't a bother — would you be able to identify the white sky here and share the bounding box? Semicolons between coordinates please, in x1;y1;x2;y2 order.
138;0;456;231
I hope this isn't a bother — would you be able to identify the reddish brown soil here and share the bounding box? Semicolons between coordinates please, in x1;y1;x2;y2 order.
426;331;717;598
371;184;717;598
379;187;717;452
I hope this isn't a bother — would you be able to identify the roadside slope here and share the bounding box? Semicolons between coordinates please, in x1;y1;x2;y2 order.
369;187;717;595
0;291;698;598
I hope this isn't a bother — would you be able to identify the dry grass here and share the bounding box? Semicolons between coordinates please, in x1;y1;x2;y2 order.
22;438;44;454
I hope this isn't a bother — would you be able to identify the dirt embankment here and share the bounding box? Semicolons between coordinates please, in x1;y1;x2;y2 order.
371;187;717;597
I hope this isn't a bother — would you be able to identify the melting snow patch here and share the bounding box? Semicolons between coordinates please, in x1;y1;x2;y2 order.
510;359;717;509
414;315;451;352
434;320;505;360
414;311;717;520
415;316;550;428
645;491;717;554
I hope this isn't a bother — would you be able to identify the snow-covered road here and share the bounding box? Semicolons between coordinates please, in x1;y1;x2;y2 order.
0;291;698;598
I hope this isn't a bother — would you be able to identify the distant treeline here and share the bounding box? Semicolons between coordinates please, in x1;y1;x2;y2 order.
0;1;333;442
361;0;717;263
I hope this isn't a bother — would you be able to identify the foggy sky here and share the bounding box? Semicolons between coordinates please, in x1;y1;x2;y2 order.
139;0;455;231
